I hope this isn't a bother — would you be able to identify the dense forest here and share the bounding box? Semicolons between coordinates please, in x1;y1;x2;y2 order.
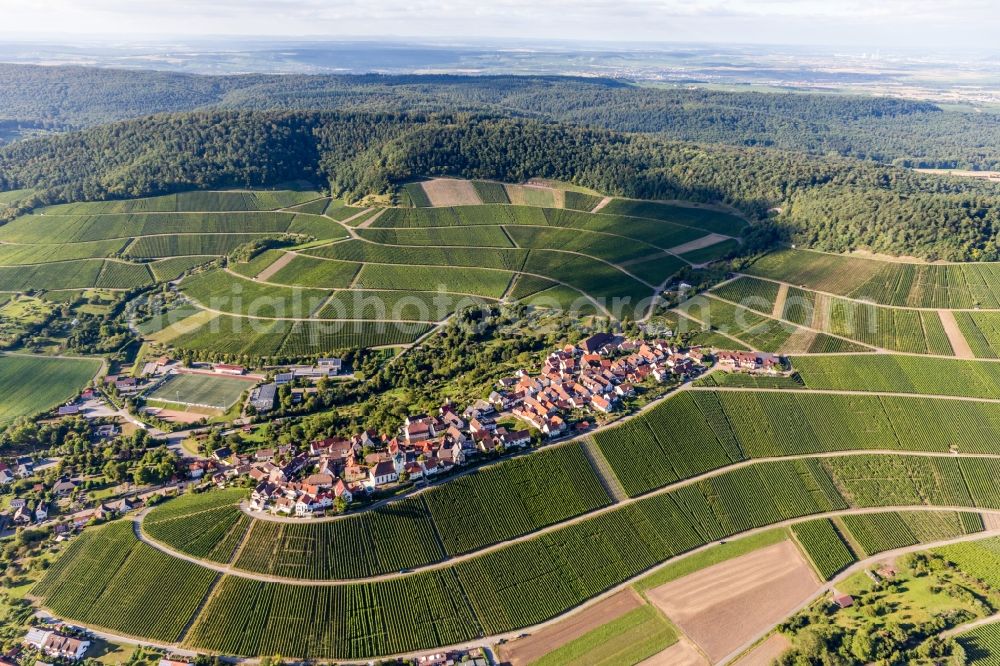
3;64;1000;170
0;109;998;260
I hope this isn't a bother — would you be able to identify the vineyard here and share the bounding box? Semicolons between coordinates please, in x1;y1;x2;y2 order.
955;312;1000;358
710;276;780;312
145;446;612;578
357;226;515;247
167;313;432;356
41;189;318;214
791;518;857;580
34;451;1000;660
793;354;1000;398
126;234;278;258
184;570;481;659
0;212;295;243
594;388;1000;496
353;263;513;298
935;536;1000;587
472;180;510;204
33;522;218;643
599;199;748;236
423;444;612;554
144;489;250;563
960;622;1000;666
745;248;1000;309
839;510;981;555
232;496;445;579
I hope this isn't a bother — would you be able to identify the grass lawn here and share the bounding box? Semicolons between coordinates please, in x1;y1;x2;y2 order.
530;605;678;666
146;372;252;409
0;353;101;425
836;567;993;627
86;637;136;665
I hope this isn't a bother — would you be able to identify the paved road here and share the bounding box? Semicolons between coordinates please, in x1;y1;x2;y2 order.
688;384;1000;405
134;447;1000;586
118;509;1000;665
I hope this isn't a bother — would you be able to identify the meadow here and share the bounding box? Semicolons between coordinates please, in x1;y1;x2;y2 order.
0;353;101;424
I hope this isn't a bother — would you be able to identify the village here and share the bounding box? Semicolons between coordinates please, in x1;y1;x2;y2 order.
210;336;785;518
0;333;788;666
0;333;787;528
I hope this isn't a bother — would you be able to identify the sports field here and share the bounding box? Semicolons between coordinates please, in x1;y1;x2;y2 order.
146;372;253;409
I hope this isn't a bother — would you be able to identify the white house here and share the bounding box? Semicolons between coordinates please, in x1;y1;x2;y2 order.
367;461;399;488
25;630;90;661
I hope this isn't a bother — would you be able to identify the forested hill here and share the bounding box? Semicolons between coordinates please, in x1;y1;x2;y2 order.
2;109;1000;261
3;64;1000;170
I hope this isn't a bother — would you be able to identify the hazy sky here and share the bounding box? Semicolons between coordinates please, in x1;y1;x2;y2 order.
0;0;996;49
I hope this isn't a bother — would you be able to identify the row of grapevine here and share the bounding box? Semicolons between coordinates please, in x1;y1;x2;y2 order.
791;519;857;580
41;454;998;660
34;522;218;642
710;276;780;313
424;444;612;554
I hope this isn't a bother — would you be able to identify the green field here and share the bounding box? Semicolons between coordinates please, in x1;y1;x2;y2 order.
0;353;101;424
529;605;678;666
145;372;253;409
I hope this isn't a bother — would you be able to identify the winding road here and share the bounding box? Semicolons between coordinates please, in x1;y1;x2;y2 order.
134;446;1000;586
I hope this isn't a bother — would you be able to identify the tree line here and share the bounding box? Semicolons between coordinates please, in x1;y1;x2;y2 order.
4;65;1000;170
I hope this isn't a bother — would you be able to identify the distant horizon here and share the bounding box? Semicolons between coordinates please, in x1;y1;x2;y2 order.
0;34;995;58
0;0;997;52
